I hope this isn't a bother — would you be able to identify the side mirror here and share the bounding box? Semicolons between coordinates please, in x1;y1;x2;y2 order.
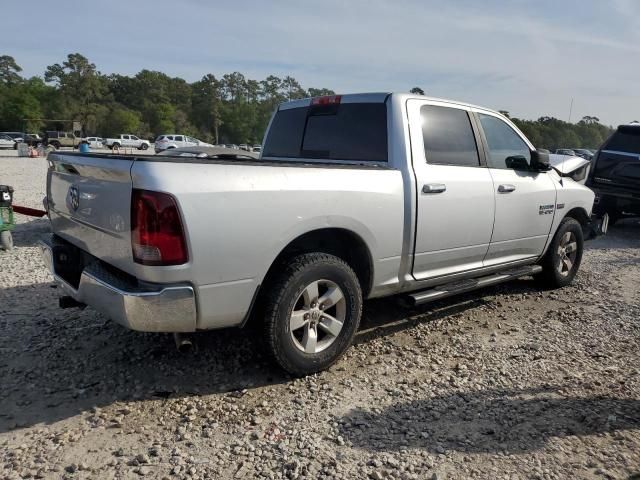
505;155;530;171
530;149;551;171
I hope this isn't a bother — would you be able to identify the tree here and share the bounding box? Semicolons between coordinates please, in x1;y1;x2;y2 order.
191;74;222;143
0;55;22;85
102;106;141;137
307;88;336;97
0;52;616;147
580;116;600;125
44;53;106;134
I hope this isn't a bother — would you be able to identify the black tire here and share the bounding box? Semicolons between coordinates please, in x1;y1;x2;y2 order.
111;143;120;150
264;253;363;376
536;217;584;288
607;210;620;227
1;231;13;251
50;141;60;150
140;143;149;150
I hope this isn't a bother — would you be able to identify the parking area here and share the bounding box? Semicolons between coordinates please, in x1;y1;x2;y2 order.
1;154;639;480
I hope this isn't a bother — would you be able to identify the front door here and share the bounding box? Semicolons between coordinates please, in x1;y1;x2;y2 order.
408;100;496;281
475;112;557;265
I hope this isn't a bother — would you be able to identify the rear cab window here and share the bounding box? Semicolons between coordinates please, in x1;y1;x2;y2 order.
263;98;388;163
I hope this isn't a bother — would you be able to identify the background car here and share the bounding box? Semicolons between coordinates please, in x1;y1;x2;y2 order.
0;134;15;149
21;133;42;147
571;148;594;160
45;131;80;149
555;148;576;156
588;123;640;224
156;145;258;159
154;134;213;153
82;137;105;148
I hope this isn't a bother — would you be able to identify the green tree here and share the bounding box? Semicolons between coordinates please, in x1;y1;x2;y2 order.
44;53;106;134
102;106;141;137
0;55;23;85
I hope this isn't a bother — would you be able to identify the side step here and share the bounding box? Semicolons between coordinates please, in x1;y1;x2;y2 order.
403;265;542;307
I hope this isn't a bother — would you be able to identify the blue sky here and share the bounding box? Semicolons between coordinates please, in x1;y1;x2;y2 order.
2;0;638;125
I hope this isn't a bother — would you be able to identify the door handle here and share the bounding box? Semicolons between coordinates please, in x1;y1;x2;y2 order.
498;184;516;193
422;183;447;194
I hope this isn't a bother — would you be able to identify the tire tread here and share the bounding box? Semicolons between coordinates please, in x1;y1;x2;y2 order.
263;253;362;375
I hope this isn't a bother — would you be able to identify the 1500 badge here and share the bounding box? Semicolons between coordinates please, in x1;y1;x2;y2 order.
539;204;555;215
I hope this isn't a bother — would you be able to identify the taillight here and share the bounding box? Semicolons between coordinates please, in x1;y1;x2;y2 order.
131;189;188;265
311;95;341;106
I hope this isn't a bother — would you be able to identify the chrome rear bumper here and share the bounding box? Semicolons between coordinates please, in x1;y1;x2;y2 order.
39;236;197;332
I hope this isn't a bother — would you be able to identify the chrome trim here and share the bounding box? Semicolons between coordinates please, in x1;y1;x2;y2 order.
38;239;197;332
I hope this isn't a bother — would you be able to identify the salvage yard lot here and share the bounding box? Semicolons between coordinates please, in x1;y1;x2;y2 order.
1;155;639;479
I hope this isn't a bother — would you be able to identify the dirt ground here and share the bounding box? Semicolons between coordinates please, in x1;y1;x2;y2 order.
1;155;639;480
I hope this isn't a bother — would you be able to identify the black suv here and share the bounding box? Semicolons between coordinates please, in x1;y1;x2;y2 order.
587;123;640;224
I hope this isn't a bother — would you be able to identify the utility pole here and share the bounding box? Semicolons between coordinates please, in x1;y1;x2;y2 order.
568;98;574;123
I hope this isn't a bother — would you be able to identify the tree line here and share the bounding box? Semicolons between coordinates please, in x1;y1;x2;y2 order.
0;53;613;148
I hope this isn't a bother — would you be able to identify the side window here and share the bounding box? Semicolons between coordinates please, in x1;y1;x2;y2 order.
131;135;139;140
174;135;184;142
421;105;480;167
478;114;531;169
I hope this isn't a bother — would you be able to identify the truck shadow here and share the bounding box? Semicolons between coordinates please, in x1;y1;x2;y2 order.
0;222;637;434
0;278;539;434
337;387;640;454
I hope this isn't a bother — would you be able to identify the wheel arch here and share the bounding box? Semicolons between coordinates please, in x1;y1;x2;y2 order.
265;228;374;297
563;206;591;236
244;228;374;328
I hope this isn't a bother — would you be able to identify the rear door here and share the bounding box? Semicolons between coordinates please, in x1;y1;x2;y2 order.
407;100;495;280
475;112;557;265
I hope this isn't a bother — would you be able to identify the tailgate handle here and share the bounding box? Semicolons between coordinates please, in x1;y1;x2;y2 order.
422;184;446;194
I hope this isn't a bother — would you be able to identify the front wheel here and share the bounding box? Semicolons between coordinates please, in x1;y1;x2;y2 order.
536;217;584;288
1;231;13;251
139;143;149;150
264;253;363;376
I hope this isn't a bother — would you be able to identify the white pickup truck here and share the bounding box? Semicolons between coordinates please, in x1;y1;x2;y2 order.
39;93;603;375
103;134;150;150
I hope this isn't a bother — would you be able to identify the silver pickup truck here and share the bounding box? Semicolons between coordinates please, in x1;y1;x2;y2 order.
40;92;602;375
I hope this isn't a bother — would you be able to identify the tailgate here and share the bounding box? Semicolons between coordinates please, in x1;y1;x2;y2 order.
47;152;136;275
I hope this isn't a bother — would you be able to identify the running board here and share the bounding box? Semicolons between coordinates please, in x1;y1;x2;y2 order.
403;265;543;307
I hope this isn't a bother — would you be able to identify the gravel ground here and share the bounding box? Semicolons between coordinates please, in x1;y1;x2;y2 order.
1;154;639;480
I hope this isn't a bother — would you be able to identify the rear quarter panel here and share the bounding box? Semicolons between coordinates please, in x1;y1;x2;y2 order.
131;160;405;329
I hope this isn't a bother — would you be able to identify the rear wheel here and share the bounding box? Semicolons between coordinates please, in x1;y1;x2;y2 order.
1;231;13;251
537;217;584;288
264;253;363;376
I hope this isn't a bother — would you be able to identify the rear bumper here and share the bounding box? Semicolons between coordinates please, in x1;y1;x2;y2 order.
39;235;197;332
